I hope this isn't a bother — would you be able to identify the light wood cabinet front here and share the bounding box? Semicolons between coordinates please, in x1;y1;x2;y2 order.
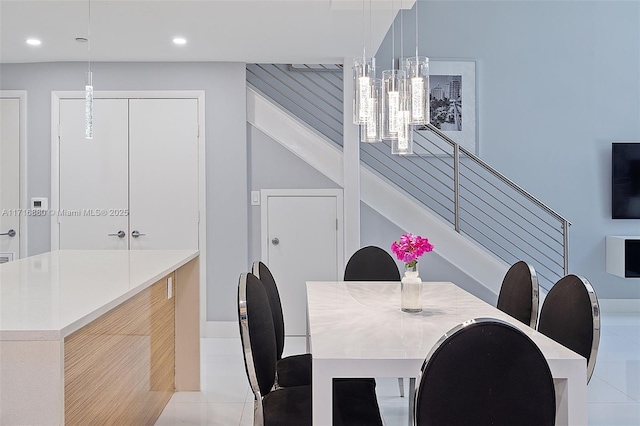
64;274;175;425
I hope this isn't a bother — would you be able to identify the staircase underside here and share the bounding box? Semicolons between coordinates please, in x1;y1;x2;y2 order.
247;87;509;302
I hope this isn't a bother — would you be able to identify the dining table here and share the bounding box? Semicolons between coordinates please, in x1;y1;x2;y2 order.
306;281;587;426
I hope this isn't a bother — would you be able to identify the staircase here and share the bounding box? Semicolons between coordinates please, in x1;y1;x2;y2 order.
247;64;571;294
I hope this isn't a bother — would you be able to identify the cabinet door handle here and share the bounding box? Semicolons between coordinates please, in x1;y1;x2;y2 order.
0;229;16;237
131;230;146;238
108;230;126;238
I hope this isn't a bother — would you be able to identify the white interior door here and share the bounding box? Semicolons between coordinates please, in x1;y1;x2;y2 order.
128;98;199;250
263;192;343;336
58;99;129;249
0;98;20;261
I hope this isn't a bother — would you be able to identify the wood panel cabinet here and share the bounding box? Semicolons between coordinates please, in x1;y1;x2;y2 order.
64;273;175;425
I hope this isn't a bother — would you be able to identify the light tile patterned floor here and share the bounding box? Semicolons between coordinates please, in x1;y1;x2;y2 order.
156;312;640;425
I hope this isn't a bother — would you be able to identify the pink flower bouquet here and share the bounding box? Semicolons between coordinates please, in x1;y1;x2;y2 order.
391;233;434;268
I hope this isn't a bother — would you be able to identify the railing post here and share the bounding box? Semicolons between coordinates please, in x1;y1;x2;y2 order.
453;143;460;232
563;219;569;275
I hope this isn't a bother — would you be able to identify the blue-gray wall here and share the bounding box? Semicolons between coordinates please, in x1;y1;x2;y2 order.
2;0;639;325
376;0;640;299
0;62;248;321
248;124;340;262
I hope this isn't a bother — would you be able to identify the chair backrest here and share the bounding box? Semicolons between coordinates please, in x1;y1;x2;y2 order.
252;261;286;360
414;318;556;426
496;261;539;328
537;274;600;383
238;272;277;406
344;246;401;281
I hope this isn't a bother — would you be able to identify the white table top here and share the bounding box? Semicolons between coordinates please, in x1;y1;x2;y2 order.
0;250;198;341
307;281;582;365
307;281;588;426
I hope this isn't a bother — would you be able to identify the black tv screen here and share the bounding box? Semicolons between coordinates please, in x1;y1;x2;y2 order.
612;142;640;219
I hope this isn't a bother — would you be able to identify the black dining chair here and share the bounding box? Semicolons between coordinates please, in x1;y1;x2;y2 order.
496;260;539;328
252;260;312;388
238;272;384;426
344;245;402;282
414;318;556;426
344;246;410;400
537;274;601;383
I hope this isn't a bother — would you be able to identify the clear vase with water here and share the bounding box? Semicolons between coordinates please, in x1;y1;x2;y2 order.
401;263;422;312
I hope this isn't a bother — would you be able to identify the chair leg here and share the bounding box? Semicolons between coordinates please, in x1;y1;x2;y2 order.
398;377;405;397
407;378;416;426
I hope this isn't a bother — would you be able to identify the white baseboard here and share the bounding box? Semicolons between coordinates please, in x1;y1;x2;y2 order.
599;299;640;313
202;321;239;338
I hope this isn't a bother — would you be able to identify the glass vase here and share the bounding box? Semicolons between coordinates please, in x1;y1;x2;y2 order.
401;263;422;312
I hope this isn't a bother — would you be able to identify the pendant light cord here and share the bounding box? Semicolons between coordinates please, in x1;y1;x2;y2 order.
415;0;419;58
87;0;91;74
362;0;366;58
391;0;395;70
369;0;373;57
400;0;403;62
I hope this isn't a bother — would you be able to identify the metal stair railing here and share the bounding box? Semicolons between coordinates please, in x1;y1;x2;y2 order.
247;64;571;291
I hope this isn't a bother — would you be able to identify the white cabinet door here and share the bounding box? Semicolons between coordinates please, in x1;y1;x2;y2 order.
0;98;20;260
128;99;199;250
264;194;341;336
57;96;199;251
58;99;130;249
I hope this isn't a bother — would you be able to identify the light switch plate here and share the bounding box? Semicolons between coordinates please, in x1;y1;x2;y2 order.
167;277;173;299
251;191;260;206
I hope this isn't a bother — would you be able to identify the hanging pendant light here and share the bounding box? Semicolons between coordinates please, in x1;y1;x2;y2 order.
395;2;413;154
382;0;401;140
402;0;429;125
383;0;413;155
84;0;93;139
353;0;376;125
391;107;413;155
358;0;382;142
361;78;382;142
382;69;406;140
85;71;93;139
353;56;375;125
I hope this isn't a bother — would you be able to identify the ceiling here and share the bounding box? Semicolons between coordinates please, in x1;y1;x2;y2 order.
0;0;409;64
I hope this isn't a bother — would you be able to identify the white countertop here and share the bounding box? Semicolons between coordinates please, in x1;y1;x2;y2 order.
0;250;198;341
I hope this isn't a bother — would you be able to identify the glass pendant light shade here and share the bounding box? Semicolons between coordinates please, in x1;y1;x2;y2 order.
403;56;429;125
382;69;407;140
353;57;376;124
391;110;413;155
85;71;93;139
361;78;382;143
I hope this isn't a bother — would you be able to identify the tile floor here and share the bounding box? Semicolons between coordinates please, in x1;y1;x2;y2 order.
155;312;640;426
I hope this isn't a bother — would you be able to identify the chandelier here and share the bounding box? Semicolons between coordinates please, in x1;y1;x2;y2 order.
352;0;429;155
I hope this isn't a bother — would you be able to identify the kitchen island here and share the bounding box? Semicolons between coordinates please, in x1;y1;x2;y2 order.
0;250;200;425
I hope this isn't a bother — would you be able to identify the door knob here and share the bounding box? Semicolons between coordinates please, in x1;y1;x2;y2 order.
271;238;279;246
108;230;126;238
0;229;16;237
131;230;146;238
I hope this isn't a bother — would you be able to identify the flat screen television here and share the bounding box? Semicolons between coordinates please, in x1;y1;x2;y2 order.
612;142;640;219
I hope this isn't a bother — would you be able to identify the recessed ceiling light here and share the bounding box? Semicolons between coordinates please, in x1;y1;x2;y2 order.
173;37;187;45
26;38;41;46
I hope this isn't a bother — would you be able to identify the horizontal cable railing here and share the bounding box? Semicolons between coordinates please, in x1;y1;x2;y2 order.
247;64;571;291
247;64;344;147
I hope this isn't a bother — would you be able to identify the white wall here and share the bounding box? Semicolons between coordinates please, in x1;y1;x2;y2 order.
0;61;248;321
376;0;640;299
